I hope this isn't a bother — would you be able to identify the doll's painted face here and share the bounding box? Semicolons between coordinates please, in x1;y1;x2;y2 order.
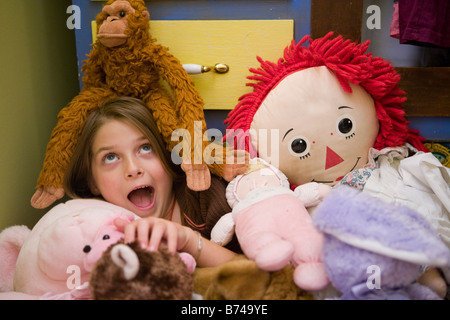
250;66;379;186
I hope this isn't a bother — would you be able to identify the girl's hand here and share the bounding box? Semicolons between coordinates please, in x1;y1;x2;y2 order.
114;217;237;267
114;217;193;255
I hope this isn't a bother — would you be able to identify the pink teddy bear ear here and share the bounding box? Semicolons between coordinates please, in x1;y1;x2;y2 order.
117;211;136;223
107;211;136;227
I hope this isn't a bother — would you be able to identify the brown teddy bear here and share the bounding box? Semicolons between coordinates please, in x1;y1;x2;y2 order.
90;241;194;300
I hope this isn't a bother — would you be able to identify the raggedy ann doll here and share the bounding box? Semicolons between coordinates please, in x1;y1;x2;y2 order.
223;32;450;298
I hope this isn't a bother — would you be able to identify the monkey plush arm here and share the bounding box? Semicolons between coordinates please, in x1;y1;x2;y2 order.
32;101;85;209
143;46;212;190
150;46;207;150
150;46;247;186
31;88;117;209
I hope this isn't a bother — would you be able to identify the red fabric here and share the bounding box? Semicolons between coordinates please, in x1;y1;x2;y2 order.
390;1;400;39
398;0;450;47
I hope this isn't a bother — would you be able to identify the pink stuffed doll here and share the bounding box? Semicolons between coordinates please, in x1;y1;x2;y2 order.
224;32;450;297
0;199;136;299
211;158;330;291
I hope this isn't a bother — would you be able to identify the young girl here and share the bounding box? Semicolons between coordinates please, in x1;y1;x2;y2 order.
64;96;239;267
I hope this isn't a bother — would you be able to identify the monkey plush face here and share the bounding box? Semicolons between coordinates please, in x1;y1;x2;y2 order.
97;0;150;48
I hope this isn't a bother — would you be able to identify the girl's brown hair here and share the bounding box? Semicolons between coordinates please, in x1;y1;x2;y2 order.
64;96;183;199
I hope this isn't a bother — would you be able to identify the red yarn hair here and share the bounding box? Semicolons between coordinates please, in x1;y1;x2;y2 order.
224;32;427;154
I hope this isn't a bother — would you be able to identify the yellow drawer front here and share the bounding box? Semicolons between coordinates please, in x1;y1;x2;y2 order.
91;19;293;109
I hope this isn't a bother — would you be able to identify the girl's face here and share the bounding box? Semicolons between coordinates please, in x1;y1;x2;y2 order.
250;66;379;187
90;119;174;218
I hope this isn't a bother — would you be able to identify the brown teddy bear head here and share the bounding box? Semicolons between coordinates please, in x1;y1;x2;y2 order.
90;241;193;300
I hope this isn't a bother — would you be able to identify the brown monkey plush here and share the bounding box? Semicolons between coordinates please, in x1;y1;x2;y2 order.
31;0;247;209
90;241;194;300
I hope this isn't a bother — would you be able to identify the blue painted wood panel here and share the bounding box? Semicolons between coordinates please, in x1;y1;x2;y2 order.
408;117;450;143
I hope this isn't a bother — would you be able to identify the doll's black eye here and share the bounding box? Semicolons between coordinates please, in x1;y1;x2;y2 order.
83;245;91;253
119;11;126;18
291;138;308;154
103;235;110;240
336;114;356;138
338;118;353;134
288;135;311;159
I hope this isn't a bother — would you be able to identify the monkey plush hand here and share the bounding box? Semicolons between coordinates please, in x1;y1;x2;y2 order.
31;0;246;209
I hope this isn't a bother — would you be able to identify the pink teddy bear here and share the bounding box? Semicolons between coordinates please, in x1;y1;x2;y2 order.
211;158;330;291
0;199;196;300
0;199;136;299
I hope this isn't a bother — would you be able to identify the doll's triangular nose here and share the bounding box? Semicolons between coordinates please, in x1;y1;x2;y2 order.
325;146;344;170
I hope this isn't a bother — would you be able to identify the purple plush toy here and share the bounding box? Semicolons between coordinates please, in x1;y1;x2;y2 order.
313;186;450;300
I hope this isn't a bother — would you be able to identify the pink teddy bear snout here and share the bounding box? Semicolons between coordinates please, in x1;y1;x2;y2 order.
83;211;135;272
83;225;126;272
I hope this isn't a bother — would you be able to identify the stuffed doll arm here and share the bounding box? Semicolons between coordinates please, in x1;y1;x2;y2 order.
210;212;235;246
293;182;332;207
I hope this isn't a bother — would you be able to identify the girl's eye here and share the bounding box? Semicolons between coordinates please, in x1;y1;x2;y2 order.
140;144;153;154
336;114;356;138
104;153;118;164
288;135;311;159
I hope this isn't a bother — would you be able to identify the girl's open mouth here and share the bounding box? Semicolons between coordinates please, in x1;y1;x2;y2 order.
128;186;155;209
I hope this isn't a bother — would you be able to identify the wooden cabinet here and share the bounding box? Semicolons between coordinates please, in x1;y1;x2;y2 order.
73;0;449;141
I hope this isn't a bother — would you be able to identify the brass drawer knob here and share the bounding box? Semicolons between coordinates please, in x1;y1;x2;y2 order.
183;63;229;74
